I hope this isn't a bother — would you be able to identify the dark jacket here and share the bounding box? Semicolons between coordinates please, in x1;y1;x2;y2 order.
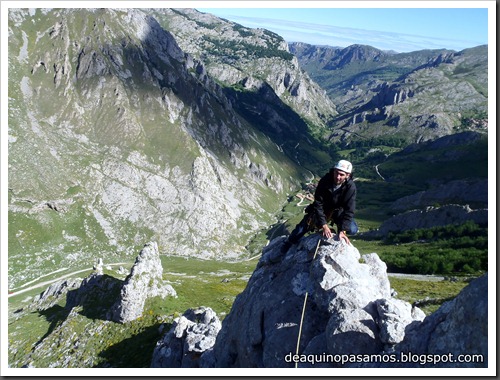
309;168;356;231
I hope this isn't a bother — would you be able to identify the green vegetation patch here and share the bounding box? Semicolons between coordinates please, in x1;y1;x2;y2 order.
389;277;470;315
203;36;294;61
156;255;257;317
356;221;487;276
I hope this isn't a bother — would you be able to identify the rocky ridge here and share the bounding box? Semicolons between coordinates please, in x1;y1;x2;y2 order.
290;42;488;144
362;204;488;239
389;179;488;212
150;234;488;368
148;8;338;131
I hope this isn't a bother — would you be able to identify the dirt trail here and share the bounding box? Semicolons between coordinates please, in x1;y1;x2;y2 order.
8;262;130;298
387;273;446;282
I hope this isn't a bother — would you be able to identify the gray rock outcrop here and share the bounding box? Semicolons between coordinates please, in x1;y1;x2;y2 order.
151;306;221;368
208;234;423;367
155;8;338;130
369;274;488;368
109;242;177;323
153;234;487;368
30;278;83;311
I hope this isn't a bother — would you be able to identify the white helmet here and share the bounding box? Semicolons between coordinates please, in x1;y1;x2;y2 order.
334;159;353;174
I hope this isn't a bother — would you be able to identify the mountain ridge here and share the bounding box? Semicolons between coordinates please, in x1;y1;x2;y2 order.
290;42;488;144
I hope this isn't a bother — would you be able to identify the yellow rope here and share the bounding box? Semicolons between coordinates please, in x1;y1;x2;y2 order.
295;237;322;368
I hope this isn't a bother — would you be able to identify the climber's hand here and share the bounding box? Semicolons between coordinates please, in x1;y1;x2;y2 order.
321;224;333;239
338;230;351;245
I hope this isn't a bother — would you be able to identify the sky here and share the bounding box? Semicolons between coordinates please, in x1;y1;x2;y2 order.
196;2;492;53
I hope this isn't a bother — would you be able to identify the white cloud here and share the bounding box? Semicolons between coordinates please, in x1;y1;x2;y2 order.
226;15;484;52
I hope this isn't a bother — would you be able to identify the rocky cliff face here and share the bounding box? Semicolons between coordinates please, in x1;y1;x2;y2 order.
148;9;338;131
150;233;488;368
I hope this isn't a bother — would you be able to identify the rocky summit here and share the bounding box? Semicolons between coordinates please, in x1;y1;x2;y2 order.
150;234;487;368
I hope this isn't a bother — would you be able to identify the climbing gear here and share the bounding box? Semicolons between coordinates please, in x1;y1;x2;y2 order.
295;237;322;368
334;159;353;174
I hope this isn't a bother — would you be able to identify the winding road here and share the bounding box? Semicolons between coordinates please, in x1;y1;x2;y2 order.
375;163;385;181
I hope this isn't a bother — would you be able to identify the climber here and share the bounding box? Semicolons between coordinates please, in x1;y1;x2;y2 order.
281;159;358;253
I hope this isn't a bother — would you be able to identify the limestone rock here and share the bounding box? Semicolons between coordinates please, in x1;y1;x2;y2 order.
387;274;488;367
151;306;221;368
109;242;177;323
208;234;422;367
159;234;488;368
31;278;83;311
376;298;423;345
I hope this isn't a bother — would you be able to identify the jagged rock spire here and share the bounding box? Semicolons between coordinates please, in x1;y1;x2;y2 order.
109;242;177;323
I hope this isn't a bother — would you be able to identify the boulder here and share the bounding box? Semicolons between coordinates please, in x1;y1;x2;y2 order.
151;306;221;368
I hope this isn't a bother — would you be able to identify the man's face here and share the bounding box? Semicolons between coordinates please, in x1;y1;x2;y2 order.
333;169;349;185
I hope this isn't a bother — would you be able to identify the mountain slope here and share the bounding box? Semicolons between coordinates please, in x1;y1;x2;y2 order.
7;8;310;288
147;9;338;149
290;42;488;144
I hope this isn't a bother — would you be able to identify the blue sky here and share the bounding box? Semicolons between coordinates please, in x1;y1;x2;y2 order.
197;4;491;53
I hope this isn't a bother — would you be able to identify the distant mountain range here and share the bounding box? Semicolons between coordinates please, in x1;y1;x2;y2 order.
289;42;488;144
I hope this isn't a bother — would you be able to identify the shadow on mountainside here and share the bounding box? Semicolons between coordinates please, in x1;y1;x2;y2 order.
33;274;123;347
222;84;334;173
64;274;123;321
35;305;72;346
95;322;167;368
